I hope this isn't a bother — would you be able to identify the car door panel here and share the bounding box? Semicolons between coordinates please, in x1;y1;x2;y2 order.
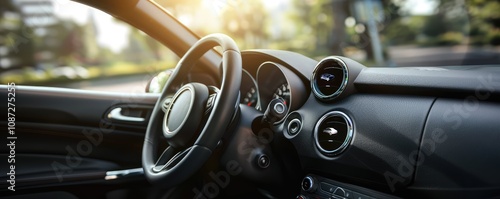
0;85;158;192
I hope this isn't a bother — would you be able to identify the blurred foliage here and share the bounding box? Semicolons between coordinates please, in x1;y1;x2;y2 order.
0;0;36;68
467;0;500;45
220;0;269;50
143;0;500;65
0;60;175;85
382;17;423;45
155;0;271;50
418;0;500;46
0;0;178;86
146;69;172;93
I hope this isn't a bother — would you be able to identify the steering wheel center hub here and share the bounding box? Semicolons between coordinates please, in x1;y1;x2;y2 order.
163;83;209;148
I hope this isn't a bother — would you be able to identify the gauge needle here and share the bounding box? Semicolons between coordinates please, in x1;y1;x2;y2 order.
247;102;253;106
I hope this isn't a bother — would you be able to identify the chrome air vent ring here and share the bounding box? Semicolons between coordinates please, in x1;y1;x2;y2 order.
314;111;353;156
311;57;349;101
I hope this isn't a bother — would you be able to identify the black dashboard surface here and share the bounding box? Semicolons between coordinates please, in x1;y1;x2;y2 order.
239;49;500;198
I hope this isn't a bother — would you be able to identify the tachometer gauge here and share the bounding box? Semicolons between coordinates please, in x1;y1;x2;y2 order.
243;87;258;107
240;69;260;109
273;83;290;106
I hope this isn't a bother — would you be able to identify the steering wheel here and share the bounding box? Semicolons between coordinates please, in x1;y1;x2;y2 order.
142;33;241;186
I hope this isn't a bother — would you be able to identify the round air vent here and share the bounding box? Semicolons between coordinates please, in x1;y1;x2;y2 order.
314;111;353;155
311;57;348;100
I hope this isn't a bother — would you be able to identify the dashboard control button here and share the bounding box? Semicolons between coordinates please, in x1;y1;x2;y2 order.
351;192;375;199
296;195;308;199
274;102;285;114
320;182;335;193
301;176;316;192
262;98;288;124
333;187;346;197
343;189;353;199
256;154;270;169
288;118;302;135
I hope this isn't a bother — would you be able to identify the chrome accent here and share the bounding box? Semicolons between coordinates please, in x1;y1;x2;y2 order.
105;168;144;180
311;56;349;100
274;102;285;114
314;111;353;155
302;176;314;192
107;107;145;122
163;84;195;134
153;147;191;172
287;118;302;135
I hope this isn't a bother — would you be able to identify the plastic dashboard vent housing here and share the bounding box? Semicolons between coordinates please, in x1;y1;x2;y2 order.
314;111;353;156
311;57;348;101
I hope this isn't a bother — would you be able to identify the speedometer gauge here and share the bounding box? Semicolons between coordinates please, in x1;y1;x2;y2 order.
257;61;308;124
273;83;290;106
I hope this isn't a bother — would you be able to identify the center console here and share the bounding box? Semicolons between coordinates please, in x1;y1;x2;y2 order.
297;174;399;199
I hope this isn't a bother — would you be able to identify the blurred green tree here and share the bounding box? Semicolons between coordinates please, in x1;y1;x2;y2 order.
467;0;500;45
220;0;270;50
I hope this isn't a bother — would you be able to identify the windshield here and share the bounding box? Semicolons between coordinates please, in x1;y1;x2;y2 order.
156;0;500;67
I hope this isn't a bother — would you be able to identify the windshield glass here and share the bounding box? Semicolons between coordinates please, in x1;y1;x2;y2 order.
156;0;500;67
0;0;177;91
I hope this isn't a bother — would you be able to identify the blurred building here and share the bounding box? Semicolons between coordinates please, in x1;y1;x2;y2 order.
0;0;56;70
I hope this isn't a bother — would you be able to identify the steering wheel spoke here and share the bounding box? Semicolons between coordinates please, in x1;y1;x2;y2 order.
204;86;220;115
153;146;192;172
161;97;172;113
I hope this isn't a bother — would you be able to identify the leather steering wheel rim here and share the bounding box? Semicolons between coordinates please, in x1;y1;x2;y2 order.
142;33;241;186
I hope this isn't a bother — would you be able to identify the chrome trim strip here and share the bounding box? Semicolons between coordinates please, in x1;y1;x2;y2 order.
107;107;145;122
105;168;144;180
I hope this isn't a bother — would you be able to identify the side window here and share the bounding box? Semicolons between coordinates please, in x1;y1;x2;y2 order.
0;0;177;93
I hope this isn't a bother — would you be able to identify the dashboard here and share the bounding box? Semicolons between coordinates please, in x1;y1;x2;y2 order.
238;51;313;116
231;49;500;199
240;61;307;123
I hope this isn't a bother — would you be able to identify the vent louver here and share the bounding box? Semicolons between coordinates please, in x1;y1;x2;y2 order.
311;57;348;100
314;111;353;155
